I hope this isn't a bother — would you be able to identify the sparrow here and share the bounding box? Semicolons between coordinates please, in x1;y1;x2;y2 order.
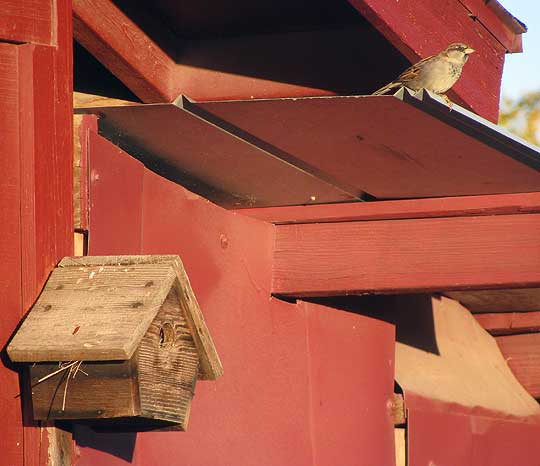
372;43;475;99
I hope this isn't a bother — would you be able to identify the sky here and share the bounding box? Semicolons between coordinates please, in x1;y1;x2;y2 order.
500;0;540;99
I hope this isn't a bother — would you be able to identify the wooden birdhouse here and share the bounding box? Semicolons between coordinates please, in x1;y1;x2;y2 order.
7;255;223;431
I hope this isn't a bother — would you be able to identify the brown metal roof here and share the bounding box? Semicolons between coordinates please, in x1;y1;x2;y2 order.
77;89;540;207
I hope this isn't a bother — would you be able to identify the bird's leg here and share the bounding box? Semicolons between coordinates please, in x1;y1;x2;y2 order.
440;94;453;110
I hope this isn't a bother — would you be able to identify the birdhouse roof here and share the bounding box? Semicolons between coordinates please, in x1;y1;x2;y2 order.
7;255;222;380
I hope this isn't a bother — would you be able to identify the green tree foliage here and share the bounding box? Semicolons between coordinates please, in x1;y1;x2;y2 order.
499;90;540;146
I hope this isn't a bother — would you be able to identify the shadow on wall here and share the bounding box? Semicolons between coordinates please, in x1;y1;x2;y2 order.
312;294;441;355
74;424;137;462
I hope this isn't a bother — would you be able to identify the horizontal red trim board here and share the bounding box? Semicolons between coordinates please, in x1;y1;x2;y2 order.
475;312;540;335
496;333;540;398
237;192;540;224
272;213;540;297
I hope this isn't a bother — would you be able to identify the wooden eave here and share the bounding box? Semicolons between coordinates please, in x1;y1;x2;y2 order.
72;0;524;120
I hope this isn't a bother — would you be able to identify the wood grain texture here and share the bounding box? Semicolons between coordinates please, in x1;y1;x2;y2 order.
74;91;138;108
137;286;199;429
0;41;25;466
0;1;73;465
8;263;177;362
273;214;540;296
58;255;224;380
349;0;507;121
73;114;97;230
0;0;53;45
237;192;540;224
446;288;540;312
30;360;139;420
73;0;176;102
391;394;406;426
496;333;540;398
475;312;540;335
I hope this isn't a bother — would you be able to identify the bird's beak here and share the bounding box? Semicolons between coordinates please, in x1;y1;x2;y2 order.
465;47;475;54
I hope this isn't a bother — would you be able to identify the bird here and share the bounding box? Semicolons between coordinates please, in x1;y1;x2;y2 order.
372;43;475;101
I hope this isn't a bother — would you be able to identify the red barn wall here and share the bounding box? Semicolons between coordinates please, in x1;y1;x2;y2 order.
74;134;397;466
0;1;72;465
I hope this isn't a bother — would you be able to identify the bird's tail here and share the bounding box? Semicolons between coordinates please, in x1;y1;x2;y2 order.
372;81;400;96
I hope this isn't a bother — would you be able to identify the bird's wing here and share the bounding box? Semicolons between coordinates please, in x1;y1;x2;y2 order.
372;53;436;95
395;54;435;84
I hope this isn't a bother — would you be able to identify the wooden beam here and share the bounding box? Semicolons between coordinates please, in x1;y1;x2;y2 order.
475;312;540;335
74;91;138;108
73;114;97;230
349;0;507;121
458;0;525;53
73;0;177;103
0;1;54;45
272;213;540;297
390;394;406;426
496;334;540;398
446;288;540;312
237;192;540;224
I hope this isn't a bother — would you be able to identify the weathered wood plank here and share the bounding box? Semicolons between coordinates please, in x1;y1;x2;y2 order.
395;428;406;466
8;263;177;362
237;192;540;224
475;312;540;335
391;394;406;426
73;114;97;230
137;286;199;429
446;288;540;312
30;360;140;420
74;91;138;108
273;214;540;296
58;255;224;380
496;333;540;398
73;0;176;102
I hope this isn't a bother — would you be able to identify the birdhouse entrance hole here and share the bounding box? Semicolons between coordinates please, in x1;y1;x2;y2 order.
159;323;176;349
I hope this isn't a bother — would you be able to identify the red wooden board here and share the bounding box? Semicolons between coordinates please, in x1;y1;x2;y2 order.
0;1;53;46
74;0;176;102
0;0;72;462
0;41;25;466
80;145;396;465
273;214;540;296
496;334;540;398
192;95;540;200
476;312;540;335
237;191;540;224
348;0;507;121
88;132;144;255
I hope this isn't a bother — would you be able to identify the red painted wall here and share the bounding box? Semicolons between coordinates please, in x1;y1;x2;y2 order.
76;134;396;466
0;1;72;465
